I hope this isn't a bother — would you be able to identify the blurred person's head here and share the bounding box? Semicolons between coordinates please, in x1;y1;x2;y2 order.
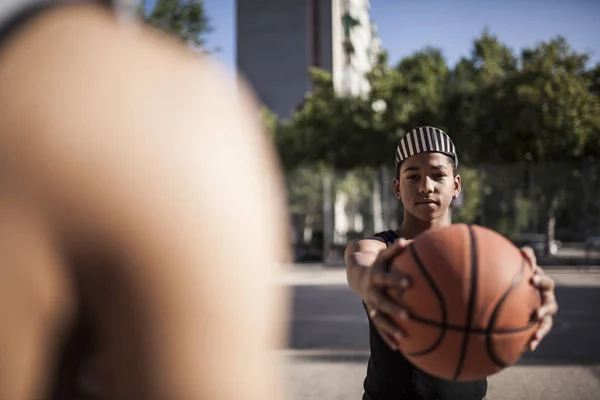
392;127;461;224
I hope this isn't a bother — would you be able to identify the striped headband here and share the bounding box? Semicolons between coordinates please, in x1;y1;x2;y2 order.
395;126;458;168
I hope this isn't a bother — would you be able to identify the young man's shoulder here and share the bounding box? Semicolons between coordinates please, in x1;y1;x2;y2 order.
367;230;399;246
346;230;398;253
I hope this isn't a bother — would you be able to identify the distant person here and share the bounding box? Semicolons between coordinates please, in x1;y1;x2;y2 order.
344;126;558;400
0;1;289;399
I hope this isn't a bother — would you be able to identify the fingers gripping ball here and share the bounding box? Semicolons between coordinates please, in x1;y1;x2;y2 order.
387;224;541;382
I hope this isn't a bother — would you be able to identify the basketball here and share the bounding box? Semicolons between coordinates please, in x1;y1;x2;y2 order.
387;224;541;382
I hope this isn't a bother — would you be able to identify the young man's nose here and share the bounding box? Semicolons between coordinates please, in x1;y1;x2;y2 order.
418;177;435;194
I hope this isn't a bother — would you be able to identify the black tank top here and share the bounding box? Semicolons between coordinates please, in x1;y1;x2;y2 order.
362;230;488;400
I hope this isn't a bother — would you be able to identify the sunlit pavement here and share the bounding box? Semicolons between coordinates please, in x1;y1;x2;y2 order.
278;266;600;400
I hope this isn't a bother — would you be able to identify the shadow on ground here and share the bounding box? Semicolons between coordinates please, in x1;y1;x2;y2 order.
287;285;600;368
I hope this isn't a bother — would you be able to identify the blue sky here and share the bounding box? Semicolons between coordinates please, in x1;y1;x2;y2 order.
200;0;599;73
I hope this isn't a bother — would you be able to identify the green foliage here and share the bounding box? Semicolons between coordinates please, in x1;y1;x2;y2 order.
446;34;600;164
395;47;449;129
285;67;394;169
451;167;481;224
286;31;600;169
277;29;599;242
286;167;326;215
260;106;278;139
336;168;376;204
444;30;519;164
285;50;454;171
508;37;600;161
139;0;211;47
586;63;600;97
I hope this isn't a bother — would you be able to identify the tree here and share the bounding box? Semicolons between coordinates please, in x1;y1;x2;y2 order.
285;48;452;171
584;62;600;98
450;35;600;164
450;34;600;248
286;67;374;169
440;31;600;246
261;106;278;139
395;47;449;129
139;0;211;48
282;59;401;240
509;36;600;161
444;29;519;164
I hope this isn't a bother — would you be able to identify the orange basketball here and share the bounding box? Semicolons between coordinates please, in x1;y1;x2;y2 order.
387;224;541;382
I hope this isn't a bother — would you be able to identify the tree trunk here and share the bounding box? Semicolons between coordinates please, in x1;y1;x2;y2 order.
546;206;556;256
372;169;384;233
322;172;334;264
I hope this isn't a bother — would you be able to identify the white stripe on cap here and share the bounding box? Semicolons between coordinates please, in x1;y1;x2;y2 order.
406;132;415;157
437;128;445;152
426;127;434;150
419;127;427;151
433;128;440;152
413;130;420;153
401;138;408;160
394;126;458;168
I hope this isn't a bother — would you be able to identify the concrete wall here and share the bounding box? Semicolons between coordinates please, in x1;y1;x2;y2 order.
237;0;311;119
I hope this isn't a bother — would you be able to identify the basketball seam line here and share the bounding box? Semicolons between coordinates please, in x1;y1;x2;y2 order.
407;313;537;334
452;224;478;381
405;244;449;358
485;256;527;368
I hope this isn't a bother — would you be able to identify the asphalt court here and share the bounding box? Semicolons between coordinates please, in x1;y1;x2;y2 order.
279;267;600;400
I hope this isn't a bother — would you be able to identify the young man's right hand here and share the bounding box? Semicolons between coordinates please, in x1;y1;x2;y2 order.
361;239;412;351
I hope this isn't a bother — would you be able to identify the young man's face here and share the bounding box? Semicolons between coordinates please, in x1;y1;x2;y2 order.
393;152;461;222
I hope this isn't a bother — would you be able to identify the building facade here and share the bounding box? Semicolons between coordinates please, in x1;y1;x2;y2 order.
237;0;380;119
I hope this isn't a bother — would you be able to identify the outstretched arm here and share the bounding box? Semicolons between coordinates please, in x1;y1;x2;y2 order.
0;3;290;399
344;238;411;350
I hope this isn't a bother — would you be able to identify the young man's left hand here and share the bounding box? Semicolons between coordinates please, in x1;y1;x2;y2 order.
521;247;559;351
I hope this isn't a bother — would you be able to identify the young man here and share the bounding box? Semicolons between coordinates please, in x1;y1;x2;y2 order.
345;126;558;400
0;1;289;399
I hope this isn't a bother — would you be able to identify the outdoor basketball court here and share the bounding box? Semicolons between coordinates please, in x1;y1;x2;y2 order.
278;267;600;400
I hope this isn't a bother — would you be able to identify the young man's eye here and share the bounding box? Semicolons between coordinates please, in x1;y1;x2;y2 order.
433;174;446;179
407;175;418;180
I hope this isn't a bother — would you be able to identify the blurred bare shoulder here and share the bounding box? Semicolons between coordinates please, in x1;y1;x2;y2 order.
0;4;289;399
0;2;288;249
346;236;387;254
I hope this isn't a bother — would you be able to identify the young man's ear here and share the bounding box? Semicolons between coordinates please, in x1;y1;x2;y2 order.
454;175;462;196
453;174;461;198
393;178;401;199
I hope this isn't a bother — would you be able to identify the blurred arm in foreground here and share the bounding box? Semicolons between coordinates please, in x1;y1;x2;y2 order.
0;2;289;399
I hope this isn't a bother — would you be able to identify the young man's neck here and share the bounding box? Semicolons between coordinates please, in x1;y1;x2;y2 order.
397;211;451;240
